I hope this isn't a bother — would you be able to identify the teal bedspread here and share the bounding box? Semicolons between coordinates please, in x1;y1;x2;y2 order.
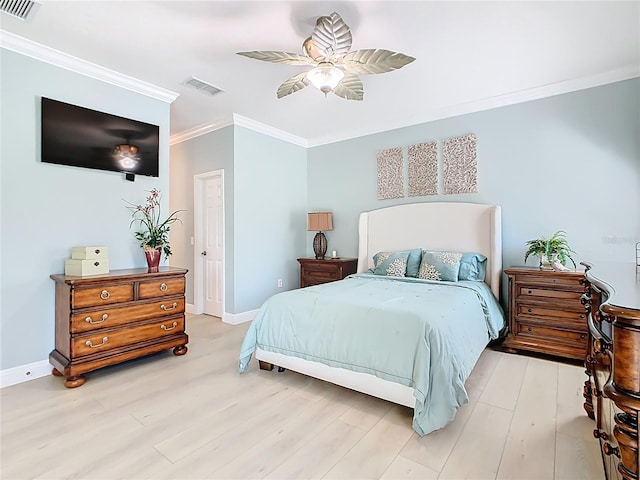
238;273;505;436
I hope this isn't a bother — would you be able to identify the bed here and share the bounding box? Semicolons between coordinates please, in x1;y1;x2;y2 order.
239;202;505;436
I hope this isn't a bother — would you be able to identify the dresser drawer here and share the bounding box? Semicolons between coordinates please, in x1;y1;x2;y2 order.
139;277;185;299
72;283;134;308
70;298;186;333
71;316;185;357
516;286;582;301
515;321;588;345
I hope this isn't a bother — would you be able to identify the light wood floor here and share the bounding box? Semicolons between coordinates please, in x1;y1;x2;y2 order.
1;314;603;480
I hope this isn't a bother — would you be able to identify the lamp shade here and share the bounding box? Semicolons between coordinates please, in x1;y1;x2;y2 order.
307;212;333;232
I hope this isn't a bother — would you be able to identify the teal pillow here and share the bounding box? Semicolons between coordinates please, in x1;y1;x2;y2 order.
418;250;463;281
406;248;423;277
372;250;410;277
459;252;487;281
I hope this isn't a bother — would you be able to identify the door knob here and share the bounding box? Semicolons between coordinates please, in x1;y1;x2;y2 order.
201;251;207;256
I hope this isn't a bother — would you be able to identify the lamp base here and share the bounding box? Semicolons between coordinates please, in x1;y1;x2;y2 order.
313;231;327;259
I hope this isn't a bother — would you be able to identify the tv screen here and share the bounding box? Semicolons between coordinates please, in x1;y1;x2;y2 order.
41;97;160;177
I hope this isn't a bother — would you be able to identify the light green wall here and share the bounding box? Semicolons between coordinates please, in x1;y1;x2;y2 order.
169;125;307;314
1;49;171;370
308;79;640;304
233;126;307;312
169;126;235;307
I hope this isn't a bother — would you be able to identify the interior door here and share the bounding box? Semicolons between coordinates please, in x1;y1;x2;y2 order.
196;172;224;317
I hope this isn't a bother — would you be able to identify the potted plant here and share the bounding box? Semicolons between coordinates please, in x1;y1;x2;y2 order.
524;230;577;271
125;188;183;272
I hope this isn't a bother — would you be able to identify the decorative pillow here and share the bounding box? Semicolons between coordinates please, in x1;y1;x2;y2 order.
372;250;411;277
405;248;423;278
418;250;463;281
458;252;487;281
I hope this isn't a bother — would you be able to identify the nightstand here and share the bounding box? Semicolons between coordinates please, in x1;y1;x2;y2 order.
297;257;358;288
502;267;587;361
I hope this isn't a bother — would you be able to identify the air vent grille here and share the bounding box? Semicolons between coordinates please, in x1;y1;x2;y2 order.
183;77;223;97
0;0;40;21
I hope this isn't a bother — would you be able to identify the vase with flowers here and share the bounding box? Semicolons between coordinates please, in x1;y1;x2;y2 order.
125;188;183;272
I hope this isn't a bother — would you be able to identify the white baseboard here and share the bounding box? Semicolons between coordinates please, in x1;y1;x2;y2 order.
222;309;258;325
186;303;197;314
1;360;51;388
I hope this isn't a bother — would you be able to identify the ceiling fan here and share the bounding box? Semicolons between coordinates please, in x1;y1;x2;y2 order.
237;12;415;101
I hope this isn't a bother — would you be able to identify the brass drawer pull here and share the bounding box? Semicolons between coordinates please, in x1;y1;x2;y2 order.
161;302;178;311
86;337;108;348
161;322;178;331
85;314;108;325
100;290;110;300
160;283;168;292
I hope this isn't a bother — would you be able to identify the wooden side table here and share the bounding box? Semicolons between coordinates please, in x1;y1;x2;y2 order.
502;266;587;361
297;257;358;288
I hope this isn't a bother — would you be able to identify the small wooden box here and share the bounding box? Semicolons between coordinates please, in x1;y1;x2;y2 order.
71;246;108;260
65;258;110;277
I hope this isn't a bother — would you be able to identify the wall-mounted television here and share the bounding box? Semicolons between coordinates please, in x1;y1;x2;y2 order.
41;97;160;178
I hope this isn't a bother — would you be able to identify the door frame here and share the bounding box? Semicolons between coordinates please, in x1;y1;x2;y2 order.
193;169;225;316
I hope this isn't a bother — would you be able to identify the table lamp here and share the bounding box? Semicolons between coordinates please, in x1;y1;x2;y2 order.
307;212;333;259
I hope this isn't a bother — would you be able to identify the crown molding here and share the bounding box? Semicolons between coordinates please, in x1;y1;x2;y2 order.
232;114;309;148
170;114;309;147
0;30;179;103
305;64;640;147
169;117;234;146
170;65;638;148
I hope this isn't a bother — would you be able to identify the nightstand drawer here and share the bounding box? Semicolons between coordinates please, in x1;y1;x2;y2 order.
516;304;587;323
517;286;582;301
513;273;583;288
297;257;358;288
515;321;588;346
302;265;340;281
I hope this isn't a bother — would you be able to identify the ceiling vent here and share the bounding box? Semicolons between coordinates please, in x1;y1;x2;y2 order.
0;0;40;21
183;77;223;97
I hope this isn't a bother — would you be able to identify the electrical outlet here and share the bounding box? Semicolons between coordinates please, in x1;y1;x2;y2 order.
277;279;283;288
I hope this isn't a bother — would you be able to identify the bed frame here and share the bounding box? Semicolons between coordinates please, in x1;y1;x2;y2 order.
256;202;502;408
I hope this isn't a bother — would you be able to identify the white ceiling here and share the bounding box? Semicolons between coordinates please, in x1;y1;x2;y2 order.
1;1;639;146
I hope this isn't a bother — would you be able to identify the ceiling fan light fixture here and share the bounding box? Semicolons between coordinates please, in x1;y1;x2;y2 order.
306;63;344;95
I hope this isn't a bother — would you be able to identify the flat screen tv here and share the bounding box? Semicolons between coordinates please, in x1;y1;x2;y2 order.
41;97;160;178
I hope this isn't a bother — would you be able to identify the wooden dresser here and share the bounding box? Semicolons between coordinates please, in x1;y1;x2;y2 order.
502;267;587;360
297;257;358;288
49;267;188;387
582;262;639;480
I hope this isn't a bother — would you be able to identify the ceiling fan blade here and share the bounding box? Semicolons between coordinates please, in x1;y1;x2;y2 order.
276;72;310;99
340;49;415;75
332;73;363;101
312;12;352;60
237;51;313;66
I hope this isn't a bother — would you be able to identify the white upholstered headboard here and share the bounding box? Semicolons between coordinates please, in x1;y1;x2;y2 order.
357;203;502;299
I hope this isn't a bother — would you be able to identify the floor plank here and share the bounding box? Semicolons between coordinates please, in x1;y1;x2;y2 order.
0;314;604;480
